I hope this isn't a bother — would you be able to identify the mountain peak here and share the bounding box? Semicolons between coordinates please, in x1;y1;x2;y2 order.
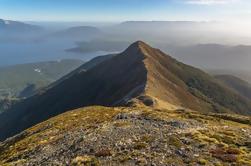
128;40;151;50
132;40;149;47
122;41;155;59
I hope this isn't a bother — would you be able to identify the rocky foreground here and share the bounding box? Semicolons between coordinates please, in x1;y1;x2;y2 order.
0;106;251;166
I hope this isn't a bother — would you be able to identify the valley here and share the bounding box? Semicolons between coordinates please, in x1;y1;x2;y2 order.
0;59;84;112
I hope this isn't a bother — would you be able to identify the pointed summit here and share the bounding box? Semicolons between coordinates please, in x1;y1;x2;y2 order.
122;40;154;57
130;40;151;49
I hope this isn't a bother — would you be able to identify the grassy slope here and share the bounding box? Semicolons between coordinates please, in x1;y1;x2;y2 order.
51;54;115;87
0;106;250;165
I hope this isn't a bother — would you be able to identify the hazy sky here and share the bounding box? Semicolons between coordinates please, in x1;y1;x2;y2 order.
0;0;251;22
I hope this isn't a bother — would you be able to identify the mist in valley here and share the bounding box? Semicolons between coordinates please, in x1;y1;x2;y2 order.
1;19;251;79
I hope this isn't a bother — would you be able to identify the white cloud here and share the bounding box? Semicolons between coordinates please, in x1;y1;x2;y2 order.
185;0;239;5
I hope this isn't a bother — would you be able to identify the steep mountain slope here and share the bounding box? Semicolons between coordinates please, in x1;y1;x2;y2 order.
1;106;251;165
46;54;115;90
1;41;251;141
215;75;251;100
80;54;115;70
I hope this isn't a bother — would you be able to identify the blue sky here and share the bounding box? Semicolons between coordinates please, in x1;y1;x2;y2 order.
0;0;250;22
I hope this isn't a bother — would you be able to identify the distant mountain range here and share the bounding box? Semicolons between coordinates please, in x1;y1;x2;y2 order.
0;19;44;43
1;41;251;141
118;21;212;30
50;26;103;40
166;44;251;71
0;18;42;34
1;19;251;71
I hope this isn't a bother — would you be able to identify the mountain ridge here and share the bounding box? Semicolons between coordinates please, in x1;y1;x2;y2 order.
1;41;251;141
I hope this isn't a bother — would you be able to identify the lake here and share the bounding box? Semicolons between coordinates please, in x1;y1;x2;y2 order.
0;39;109;67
